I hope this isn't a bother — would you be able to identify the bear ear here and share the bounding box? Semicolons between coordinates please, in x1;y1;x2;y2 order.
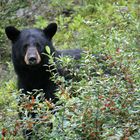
43;23;57;40
5;26;20;42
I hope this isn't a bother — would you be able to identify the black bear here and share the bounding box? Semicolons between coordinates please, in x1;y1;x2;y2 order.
5;23;81;101
5;23;82;139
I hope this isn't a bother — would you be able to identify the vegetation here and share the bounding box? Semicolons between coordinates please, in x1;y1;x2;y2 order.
0;0;139;139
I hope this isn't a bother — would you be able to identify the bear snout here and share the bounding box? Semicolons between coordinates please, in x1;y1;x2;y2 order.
24;47;41;65
28;56;37;65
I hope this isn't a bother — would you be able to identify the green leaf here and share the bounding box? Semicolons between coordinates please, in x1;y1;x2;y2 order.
45;46;51;54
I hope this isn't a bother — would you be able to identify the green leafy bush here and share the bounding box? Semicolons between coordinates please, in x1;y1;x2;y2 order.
0;0;139;139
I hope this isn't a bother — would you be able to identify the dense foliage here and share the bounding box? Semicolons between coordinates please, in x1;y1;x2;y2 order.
0;0;139;139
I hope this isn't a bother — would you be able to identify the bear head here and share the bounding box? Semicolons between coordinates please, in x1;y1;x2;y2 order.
5;23;57;67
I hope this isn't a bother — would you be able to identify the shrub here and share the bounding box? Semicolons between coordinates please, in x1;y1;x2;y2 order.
0;0;139;139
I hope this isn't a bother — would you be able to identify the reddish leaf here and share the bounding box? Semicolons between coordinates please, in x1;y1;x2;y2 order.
1;128;7;137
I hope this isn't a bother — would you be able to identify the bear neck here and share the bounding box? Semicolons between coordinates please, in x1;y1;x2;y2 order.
14;62;56;78
14;60;57;90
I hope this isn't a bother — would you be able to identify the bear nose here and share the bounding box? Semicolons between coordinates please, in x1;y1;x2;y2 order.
28;57;37;65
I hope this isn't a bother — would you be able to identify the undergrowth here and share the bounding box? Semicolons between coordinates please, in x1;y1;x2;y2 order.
0;0;140;139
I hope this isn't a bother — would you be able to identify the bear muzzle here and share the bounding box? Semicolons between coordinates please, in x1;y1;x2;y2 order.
24;47;41;65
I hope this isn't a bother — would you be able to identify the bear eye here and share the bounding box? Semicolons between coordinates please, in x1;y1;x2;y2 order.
23;44;28;50
36;42;42;52
36;42;40;47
